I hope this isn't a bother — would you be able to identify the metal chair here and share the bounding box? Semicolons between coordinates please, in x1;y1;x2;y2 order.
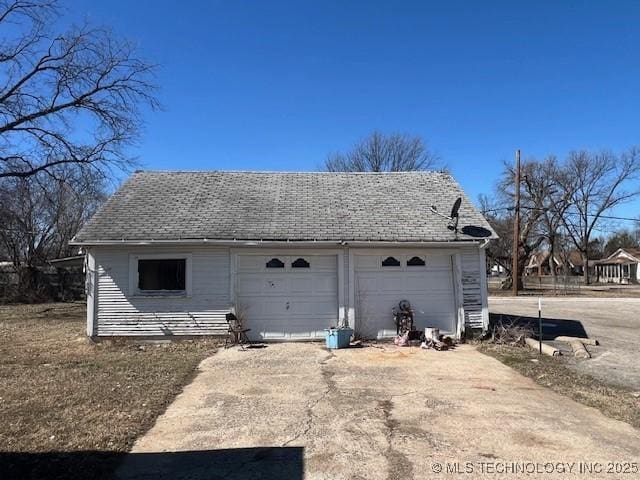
224;312;251;350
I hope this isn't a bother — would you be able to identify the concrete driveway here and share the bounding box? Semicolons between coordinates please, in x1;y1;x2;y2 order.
490;296;640;390
116;344;640;480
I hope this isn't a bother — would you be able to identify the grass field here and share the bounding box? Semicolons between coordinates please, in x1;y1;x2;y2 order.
0;303;219;479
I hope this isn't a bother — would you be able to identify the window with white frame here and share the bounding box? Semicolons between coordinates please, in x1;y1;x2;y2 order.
138;259;185;291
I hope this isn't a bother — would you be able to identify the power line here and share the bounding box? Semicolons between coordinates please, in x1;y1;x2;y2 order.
482;205;640;223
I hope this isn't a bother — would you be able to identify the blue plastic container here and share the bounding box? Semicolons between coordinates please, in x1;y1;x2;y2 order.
325;327;353;349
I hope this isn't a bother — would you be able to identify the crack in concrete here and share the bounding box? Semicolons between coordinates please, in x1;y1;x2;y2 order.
379;399;414;480
281;350;335;447
390;390;418;398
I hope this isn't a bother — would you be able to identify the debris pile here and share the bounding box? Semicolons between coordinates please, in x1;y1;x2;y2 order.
391;300;455;351
421;335;452;351
489;316;533;346
393;329;453;351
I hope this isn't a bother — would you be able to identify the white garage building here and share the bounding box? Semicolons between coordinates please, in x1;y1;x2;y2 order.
72;171;495;341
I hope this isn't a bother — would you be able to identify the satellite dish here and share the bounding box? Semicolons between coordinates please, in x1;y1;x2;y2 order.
447;197;462;232
430;197;463;233
461;225;492;238
450;197;462;219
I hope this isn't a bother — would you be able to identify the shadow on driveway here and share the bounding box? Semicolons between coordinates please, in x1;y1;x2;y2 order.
489;313;589;341
1;447;304;480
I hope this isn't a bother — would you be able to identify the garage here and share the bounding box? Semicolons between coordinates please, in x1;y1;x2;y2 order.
236;254;339;340
355;252;457;339
80;171;493;340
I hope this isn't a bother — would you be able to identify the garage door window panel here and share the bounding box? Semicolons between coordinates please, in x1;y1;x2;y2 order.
407;256;426;267
291;258;310;268
381;256;401;267
266;258;285;268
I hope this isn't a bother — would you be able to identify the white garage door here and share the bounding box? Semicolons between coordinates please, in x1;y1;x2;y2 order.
355;253;457;339
236;254;338;340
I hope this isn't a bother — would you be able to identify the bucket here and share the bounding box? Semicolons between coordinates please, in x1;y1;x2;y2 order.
425;327;440;341
325;327;353;349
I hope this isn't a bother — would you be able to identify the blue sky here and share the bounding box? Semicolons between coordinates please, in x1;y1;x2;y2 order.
68;0;640;225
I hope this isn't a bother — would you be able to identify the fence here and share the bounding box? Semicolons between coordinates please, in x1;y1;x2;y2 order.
0;266;85;303
523;275;582;294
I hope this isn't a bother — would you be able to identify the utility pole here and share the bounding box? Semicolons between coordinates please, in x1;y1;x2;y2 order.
512;149;521;295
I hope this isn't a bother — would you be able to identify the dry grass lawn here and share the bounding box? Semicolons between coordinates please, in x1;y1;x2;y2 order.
0;303;219;479
478;343;640;430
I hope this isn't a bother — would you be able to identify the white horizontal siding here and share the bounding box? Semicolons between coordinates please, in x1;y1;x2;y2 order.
90;244;488;339
94;247;231;336
461;250;483;330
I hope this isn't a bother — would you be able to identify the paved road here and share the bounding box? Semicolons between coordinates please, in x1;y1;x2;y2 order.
490;296;640;391
116;344;640;480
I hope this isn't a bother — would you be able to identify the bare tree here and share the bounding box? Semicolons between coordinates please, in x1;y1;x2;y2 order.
324;131;439;172
555;148;640;284
496;159;548;289
634;219;640;243
0;166;105;299
479;193;513;282
480;148;640;288
520;156;574;278
604;229;638;257
0;0;158;180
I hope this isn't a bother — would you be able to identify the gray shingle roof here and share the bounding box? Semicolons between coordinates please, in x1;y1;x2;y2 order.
73;171;496;244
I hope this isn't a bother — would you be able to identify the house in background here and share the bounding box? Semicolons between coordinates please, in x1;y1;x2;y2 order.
71;171;496;341
560;250;591;276
524;249;591;277
594;248;640;284
524;251;553;276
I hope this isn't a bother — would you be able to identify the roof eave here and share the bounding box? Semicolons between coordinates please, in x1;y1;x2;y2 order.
71;238;489;248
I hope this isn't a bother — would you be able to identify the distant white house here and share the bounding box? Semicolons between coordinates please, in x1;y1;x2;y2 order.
594;248;640;284
71;171;497;341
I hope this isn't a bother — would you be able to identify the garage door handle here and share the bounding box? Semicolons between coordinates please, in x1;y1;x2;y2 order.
286;302;290;310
